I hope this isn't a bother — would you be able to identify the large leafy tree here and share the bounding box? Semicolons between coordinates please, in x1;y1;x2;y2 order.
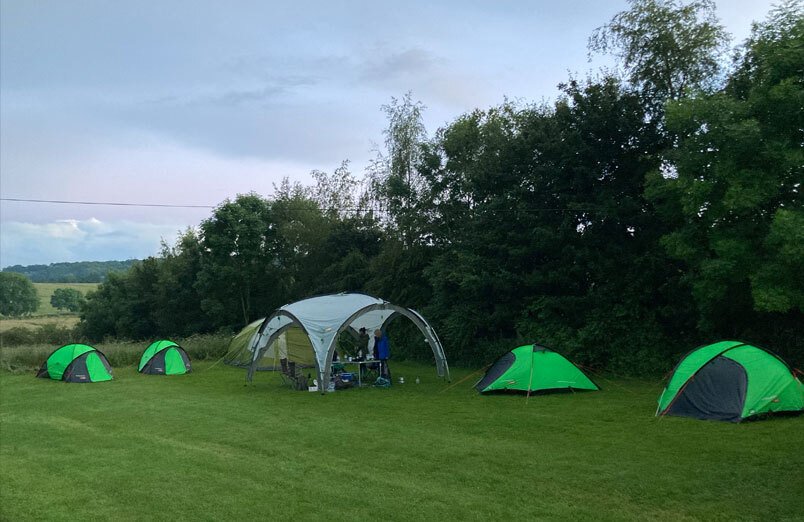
418;79;682;370
367;92;429;245
79;235;208;340
79;258;162;340
195;193;285;328
0;272;39;317
590;0;729;106
154;229;207;336
648;2;803;355
50;288;85;312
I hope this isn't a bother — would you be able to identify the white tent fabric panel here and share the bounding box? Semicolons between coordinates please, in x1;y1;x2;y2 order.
254;315;295;352
349;310;395;334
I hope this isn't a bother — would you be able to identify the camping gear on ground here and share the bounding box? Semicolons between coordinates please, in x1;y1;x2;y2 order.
475;344;600;394
36;344;113;383
138;340;192;375
244;293;449;394
334;372;354;390
657;341;804;422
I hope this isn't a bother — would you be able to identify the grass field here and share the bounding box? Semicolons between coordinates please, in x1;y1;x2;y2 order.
0;314;80;333
1;361;802;521
33;282;98;316
0;283;97;334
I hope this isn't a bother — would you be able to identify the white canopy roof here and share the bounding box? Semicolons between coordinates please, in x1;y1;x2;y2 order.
246;293;449;391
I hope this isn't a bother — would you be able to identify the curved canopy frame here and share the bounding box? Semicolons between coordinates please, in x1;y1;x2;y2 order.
246;293;449;392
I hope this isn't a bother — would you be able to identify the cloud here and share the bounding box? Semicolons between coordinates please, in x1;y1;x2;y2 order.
0;218;184;267
147;74;322;108
359;47;444;84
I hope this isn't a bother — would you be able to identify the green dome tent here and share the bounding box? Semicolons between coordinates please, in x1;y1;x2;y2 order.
224;318;265;367
657;341;804;422
36;344;113;383
139;340;192;375
476;344;599;394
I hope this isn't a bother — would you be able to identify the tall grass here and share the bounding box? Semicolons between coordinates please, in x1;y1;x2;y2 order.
0;315;81;333
0;333;231;373
0;324;78;346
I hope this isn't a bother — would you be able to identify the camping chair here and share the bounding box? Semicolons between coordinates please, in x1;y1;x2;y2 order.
360;361;380;386
279;359;308;391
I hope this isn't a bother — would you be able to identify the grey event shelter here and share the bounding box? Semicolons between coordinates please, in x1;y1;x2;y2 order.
246;293;449;392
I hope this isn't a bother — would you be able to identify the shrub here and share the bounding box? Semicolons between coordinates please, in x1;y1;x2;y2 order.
0;327;37;346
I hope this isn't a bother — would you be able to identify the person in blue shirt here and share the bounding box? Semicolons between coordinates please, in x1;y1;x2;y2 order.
374;329;391;382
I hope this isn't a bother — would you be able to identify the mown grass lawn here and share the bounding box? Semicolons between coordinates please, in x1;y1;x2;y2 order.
1;362;801;521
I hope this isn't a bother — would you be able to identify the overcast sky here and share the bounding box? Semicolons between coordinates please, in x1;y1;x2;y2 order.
0;0;778;267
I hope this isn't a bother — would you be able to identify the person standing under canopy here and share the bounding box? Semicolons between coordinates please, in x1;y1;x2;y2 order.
374;329;391;382
357;327;370;359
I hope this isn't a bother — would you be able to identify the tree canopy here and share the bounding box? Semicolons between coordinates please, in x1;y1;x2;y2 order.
0;272;39;317
50;288;86;312
589;0;729;104
2;260;137;283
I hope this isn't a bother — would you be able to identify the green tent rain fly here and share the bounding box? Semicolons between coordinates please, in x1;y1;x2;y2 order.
139;340;192;375
36;344;113;383
224;318;317;370
476;344;599;394
657;341;804;422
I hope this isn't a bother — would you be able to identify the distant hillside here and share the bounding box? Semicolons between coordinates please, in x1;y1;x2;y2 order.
2;260;138;283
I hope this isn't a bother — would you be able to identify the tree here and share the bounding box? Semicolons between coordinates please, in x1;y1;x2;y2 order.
309;160;366;219
367;92;429;244
413;77;687;370
1;260;137;282
590;0;729;105
195;193;286;328
79;258;165;340
50;288;85;312
154;229;207;336
647;3;803;360
0;272;39;316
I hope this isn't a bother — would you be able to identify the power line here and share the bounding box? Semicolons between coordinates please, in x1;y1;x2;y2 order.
1;196;599;213
1;197;384;213
1;197;215;209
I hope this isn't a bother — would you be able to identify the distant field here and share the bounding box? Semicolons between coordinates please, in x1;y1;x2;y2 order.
0;362;801;521
0;283;96;333
33;282;98;316
0;315;80;333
